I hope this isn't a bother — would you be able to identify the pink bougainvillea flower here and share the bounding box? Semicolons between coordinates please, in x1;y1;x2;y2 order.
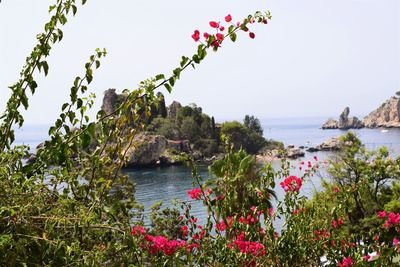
188;188;202;200
362;254;371;262
181;225;188;237
191;30;200;42
209;21;219;28
131;225;146;236
216;33;224;41
280;176;302;192
219;26;225;31
377;210;387;218
203;32;209;39
211;40;221;48
337;256;353;267
263;19;268;24
225;14;232;22
393;237;399;246
333;186;340;193
216;220;226;232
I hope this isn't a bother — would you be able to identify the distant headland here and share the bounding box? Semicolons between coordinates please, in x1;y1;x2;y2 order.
322;93;400;129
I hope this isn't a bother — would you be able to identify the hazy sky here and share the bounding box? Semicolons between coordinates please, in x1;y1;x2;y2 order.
1;0;399;124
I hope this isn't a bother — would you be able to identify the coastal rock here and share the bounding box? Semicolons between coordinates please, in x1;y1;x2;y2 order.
322;107;364;129
125;134;167;166
316;136;342;151
363;96;400;128
286;147;305;159
124;134;191;167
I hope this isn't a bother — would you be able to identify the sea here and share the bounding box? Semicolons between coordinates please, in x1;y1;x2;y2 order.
14;117;400;228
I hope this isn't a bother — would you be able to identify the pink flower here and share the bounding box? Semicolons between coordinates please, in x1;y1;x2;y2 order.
216;220;226;232
268;208;274;217
216;33;224;41
333;187;340;193
191;30;200;42
362;254;370;262
337;256;353;267
188;188;202;200
393;237;399;246
225;14;232;23
219;26;225;31
377;210;387;218
203;32;209;39
209;21;219;28
280;176;302;192
331;220;337;228
131;225;146;236
181;225;188;237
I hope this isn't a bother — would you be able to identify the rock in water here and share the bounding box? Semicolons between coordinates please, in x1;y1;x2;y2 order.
322;107;364;129
363;96;400;128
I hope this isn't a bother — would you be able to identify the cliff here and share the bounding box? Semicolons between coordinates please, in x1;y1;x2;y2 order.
362;96;400;128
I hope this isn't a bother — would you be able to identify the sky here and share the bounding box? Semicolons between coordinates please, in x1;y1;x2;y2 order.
1;0;399;125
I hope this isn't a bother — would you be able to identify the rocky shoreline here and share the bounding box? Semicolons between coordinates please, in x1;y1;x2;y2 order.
322;94;400;129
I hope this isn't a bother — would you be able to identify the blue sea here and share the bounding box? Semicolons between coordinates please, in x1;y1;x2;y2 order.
15;117;400;227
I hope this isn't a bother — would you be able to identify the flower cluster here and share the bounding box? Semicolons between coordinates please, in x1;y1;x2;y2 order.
280;176;302;192
191;13;268;48
228;232;265;257
187;188;202;200
377;211;400;228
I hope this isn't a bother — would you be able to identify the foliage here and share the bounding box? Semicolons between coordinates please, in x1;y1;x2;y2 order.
221;116;267;154
0;2;272;265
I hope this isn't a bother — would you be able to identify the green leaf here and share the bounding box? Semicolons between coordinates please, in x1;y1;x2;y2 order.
180;56;189;67
164;83;172;93
42;61;49;76
192;55;200;64
72;5;77;16
169;77;175;87
230;32;237;42
155;74;165;81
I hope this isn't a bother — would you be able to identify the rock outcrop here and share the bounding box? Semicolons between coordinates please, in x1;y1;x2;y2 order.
322;107;364;129
101;88;128;115
362;96;400;128
125;134;191;167
315;136;343;151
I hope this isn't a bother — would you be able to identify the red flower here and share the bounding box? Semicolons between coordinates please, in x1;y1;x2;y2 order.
203;32;209;39
209;21;219;28
188;188;202;200
131;225;146;236
216;220;226;231
191;30;200;42
280;176;302;192
225;14;232;22
219;26;225;31
377;210;387;218
181;225;188;237
216;33;224;41
337;256;353;267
